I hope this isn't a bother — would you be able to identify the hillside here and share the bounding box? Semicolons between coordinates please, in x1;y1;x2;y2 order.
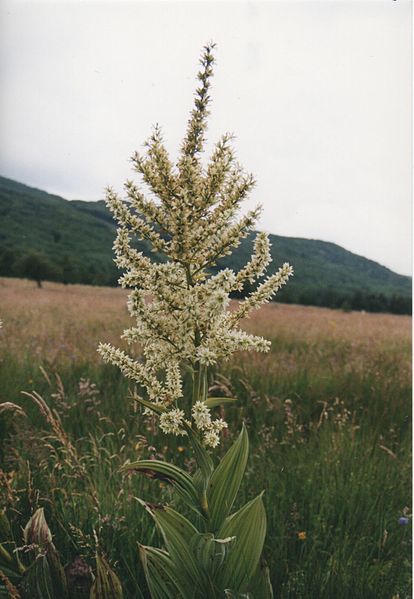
0;175;411;313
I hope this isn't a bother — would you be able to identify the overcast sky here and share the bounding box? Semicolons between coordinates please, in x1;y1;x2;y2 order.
0;0;412;275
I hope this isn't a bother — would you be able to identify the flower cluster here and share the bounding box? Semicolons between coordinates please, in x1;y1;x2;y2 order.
98;44;293;445
159;409;186;436
192;401;228;447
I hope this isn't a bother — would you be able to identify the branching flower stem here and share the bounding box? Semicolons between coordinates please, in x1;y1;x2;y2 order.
98;43;293;447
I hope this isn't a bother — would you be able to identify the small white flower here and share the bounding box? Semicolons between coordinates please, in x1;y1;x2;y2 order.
203;430;220;448
192;401;212;430
159;409;186;436
211;418;228;432
196;346;218;366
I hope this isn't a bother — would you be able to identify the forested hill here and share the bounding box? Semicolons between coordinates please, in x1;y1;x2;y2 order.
0;175;411;314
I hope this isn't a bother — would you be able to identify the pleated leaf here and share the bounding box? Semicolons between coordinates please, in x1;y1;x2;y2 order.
21;555;54;599
247;558;274;599
139;545;188;599
90;554;123;599
207;425;249;530
24;509;52;546
21;509;67;598
141;502;209;593
217;493;267;593
122;460;200;513
46;544;68;598
190;533;234;578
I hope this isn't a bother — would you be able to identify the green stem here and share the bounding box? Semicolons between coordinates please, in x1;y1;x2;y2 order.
200;489;209;517
192;365;200;406
200;366;208;403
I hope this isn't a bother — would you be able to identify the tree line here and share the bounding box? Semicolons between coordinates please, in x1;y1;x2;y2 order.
0;248;119;288
0;247;411;315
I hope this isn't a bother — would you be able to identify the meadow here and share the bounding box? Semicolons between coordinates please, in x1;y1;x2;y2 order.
0;277;411;598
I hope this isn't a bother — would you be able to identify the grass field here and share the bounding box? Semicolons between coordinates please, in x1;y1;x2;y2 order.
0;277;411;598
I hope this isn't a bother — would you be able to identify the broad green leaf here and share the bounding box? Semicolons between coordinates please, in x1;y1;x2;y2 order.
141;502;208;592
139;544;189;599
205;397;237;409
247;558;274;599
121;460;200;512
90;554;123;599
47;544;68;598
21;555;54;599
218;493;267;593
190;533;234;577
207;424;249;530
24;508;52;546
38;556;55;599
21;509;67;597
147;504;199;547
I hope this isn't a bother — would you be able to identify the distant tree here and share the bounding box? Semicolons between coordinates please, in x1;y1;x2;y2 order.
389;294;412;315
0;248;19;277
17;251;59;288
59;255;76;285
339;296;352;312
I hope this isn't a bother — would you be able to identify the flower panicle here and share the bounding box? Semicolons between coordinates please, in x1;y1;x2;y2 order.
191;401;228;447
99;44;293;446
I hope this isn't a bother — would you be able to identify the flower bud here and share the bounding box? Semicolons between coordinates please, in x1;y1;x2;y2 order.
23;508;52;546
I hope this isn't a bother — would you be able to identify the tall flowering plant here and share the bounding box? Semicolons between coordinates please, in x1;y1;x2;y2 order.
99;44;292;598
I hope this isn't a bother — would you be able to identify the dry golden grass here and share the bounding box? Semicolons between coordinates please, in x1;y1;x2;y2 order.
0;278;129;363
0;278;411;598
247;300;411;345
0;277;411;368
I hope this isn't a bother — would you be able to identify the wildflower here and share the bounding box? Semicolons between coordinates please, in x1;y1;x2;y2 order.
398;517;409;526
159;409;186;436
192;401;212;430
99;43;293;446
297;531;307;540
196;346;219;366
211;418;228;432
203;430;220;448
191;403;228;445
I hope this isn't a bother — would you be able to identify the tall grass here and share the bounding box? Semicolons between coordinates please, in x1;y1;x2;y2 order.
0;278;411;598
